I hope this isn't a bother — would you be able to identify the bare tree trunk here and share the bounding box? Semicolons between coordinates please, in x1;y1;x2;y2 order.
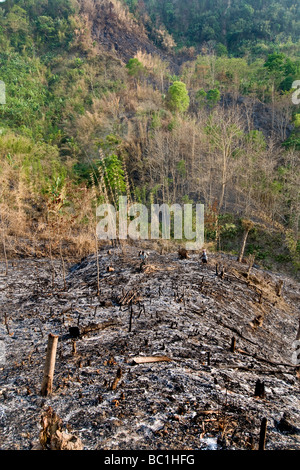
238;220;254;263
41;333;59;397
219;149;227;212
238;228;250;263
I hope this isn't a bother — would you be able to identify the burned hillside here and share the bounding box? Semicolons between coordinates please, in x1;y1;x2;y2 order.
0;244;299;450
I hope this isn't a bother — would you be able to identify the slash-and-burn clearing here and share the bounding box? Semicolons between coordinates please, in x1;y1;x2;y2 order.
0;245;299;450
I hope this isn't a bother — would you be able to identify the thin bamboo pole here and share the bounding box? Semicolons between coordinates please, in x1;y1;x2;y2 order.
40;333;59;397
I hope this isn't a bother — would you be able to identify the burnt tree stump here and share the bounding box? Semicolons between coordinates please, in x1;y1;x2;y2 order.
111;368;122;390
276;280;284;297
254;379;265;399
178;248;189;259
259;417;267;450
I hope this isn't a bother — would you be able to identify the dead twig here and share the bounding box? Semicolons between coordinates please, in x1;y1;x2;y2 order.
4;312;11;336
59;242;66;291
1;227;8;276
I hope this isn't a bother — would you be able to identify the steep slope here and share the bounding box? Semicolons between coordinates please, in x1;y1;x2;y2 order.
0;245;299;450
77;0;176;65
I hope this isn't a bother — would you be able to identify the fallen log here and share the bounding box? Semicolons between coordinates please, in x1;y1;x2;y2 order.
236;348;296;369
130;355;172;365
81;320;119;337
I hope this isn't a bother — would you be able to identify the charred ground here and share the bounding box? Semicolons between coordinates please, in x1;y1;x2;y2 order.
0;244;299;450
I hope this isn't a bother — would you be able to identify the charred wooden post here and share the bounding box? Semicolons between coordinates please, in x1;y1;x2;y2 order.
276;280;284;297
254;379;265;399
111;367;122;390
41;333;59;397
220;265;226;279
259;417;267;450
129;303;133;333
215;263;219;276
207;351;210;366
69;326;80;339
230;336;236;353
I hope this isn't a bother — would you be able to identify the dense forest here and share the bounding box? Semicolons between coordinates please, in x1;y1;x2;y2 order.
0;0;299;275
125;0;300;57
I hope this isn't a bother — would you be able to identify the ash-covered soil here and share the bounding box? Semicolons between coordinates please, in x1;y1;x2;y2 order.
0;245;299;450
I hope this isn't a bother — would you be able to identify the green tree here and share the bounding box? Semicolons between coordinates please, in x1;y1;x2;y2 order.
167;81;190;113
6;5;32;50
126;58;146;80
196;88;207;107
206;88;221;107
264;53;299;91
100;153;126;199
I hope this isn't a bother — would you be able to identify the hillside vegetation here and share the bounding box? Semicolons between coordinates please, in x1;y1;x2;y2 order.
0;0;299;276
125;0;300;57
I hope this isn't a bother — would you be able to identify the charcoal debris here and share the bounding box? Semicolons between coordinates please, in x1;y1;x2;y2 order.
0;245;299;450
